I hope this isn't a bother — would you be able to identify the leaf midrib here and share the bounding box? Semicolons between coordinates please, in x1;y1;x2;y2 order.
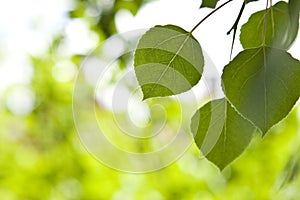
146;34;191;95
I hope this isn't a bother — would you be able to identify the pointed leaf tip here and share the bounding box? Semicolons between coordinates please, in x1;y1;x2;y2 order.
191;98;256;170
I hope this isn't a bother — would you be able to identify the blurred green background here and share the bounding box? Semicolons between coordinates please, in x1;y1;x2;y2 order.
0;0;300;199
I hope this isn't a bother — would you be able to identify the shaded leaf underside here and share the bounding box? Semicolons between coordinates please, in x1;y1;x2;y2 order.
222;47;300;134
191;98;256;170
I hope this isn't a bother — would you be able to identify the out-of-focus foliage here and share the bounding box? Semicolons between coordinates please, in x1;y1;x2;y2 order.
0;0;300;199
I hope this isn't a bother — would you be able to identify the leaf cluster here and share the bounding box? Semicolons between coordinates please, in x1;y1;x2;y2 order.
134;0;300;170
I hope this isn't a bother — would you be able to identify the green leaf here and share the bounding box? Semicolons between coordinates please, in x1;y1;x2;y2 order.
222;47;300;135
245;0;260;3
288;0;300;42
289;0;300;18
191;98;256;170
200;0;219;8
240;1;298;50
200;0;258;9
134;25;204;99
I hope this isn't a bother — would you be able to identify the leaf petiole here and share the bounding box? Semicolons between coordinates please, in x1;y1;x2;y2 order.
262;0;270;46
190;0;234;33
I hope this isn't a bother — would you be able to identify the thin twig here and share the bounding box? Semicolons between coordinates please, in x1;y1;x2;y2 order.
227;1;246;60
